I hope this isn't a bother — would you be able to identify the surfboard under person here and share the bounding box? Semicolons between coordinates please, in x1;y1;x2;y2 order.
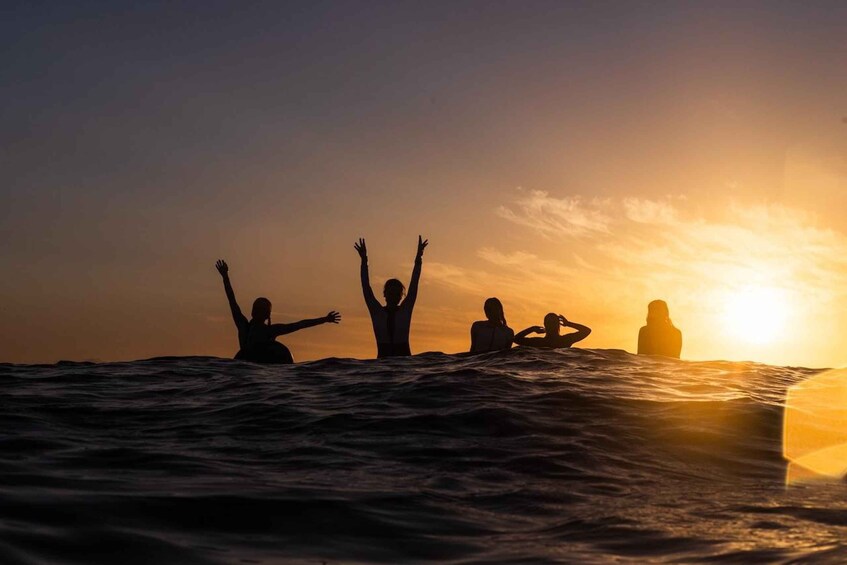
354;236;428;358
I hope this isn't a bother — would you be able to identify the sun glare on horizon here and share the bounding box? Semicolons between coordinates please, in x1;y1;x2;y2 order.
721;286;792;345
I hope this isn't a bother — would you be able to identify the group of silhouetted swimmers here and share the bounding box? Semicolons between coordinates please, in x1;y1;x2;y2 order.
215;237;682;364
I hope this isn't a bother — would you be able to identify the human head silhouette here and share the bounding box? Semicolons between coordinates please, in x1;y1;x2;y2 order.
251;297;272;323
383;279;406;307
483;297;506;325
647;299;670;325
543;313;560;336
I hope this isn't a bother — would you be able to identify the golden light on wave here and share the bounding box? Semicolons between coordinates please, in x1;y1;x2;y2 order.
784;368;847;485
721;286;790;345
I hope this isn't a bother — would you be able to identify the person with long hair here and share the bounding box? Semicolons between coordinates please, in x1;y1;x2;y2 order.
514;313;591;349
215;260;340;363
637;299;682;358
354;236;428;358
470;297;514;353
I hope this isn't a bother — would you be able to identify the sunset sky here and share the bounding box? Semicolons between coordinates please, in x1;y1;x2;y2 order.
1;1;845;366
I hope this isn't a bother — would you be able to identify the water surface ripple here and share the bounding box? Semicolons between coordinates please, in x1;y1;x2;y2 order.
1;349;844;563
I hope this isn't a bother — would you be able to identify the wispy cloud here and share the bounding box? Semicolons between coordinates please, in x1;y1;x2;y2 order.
496;189;612;238
496;191;847;294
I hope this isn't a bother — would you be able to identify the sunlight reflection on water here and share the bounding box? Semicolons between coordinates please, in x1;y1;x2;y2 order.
784;368;847;484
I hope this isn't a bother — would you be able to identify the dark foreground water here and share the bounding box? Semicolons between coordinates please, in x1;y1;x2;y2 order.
2;348;846;564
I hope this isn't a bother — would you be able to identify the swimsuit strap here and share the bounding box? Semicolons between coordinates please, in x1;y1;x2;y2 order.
386;306;396;345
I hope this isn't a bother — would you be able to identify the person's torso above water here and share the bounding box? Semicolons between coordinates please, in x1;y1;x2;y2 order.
638;324;682;358
368;302;414;349
471;321;514;352
238;319;274;349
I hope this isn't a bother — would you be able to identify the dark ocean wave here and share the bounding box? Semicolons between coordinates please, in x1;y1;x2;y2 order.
1;349;845;563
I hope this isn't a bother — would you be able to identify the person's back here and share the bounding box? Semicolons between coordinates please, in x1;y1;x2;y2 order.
367;296;415;357
514;313;591;349
470;298;514;353
471;322;513;352
235;314;292;364
637;300;682;358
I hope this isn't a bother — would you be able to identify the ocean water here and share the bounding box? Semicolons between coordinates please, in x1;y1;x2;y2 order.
2;348;845;564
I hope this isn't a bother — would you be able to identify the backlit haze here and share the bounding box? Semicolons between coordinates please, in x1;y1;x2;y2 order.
2;1;845;366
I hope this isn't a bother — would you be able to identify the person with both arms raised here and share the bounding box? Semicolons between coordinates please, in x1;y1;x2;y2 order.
514;313;591;349
355;235;428;358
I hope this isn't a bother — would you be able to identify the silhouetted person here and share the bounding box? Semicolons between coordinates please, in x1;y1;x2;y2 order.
470;297;514;353
215;260;340;364
514;313;591;349
355;236;428;358
637;299;682;358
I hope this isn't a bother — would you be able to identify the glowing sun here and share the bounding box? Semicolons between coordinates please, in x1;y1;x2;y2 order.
721;286;791;345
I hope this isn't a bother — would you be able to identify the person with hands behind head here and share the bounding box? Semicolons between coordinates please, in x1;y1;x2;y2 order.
355;236;428;358
514;312;591;349
215;259;340;364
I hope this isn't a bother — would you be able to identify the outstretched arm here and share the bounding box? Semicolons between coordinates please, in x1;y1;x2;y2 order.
514;325;544;346
559;315;591;346
216;260;246;328
272;311;341;336
403;235;428;308
355;238;380;310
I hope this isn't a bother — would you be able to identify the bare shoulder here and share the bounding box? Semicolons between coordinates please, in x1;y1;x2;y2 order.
470;320;487;333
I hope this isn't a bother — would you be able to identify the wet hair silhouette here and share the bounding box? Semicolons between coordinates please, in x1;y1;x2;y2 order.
543;313;560;335
355;236;428;358
383;279;406;307
214;260;340;364
514;312;591;349
647;300;670;324
483;298;507;325
251;297;272;323
470;297;514;353
638;299;682;358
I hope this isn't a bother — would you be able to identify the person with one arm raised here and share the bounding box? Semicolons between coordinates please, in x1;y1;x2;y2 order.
215;260;340;364
355;236;428;358
514;313;591;349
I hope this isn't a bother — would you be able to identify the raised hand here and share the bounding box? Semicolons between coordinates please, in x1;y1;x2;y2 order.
325;311;341;324
558;315;569;327
354;238;367;260
416;235;429;258
215;259;229;276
